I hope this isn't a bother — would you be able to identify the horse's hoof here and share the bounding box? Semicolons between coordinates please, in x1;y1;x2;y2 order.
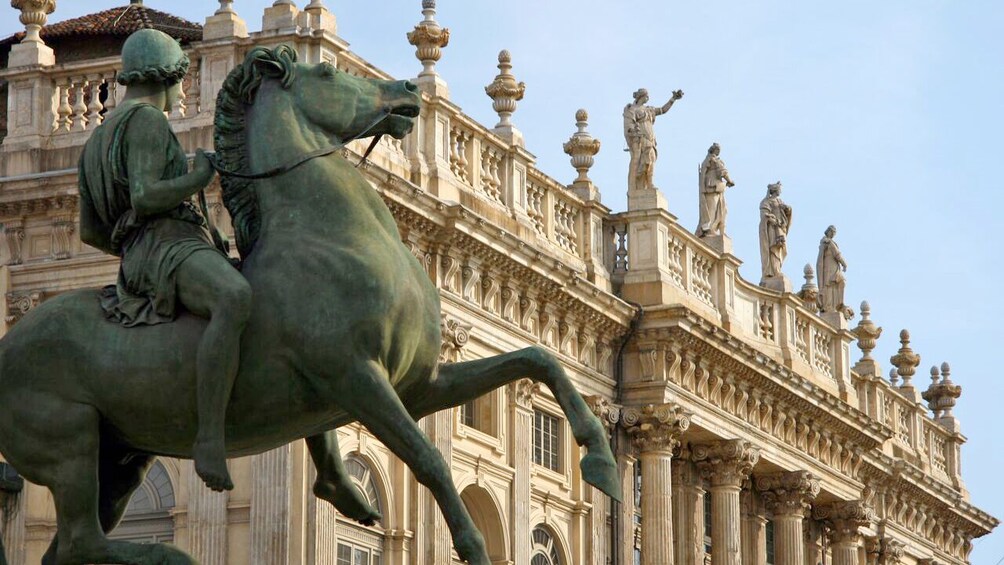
454;529;489;565
313;479;382;526
581;451;622;502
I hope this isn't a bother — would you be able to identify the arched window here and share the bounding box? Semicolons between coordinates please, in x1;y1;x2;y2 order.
530;526;562;565
335;456;385;565
109;460;175;543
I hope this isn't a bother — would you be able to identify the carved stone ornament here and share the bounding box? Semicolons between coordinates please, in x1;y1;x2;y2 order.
865;537;905;565
11;0;56;44
583;394;620;434
562;109;601;185
798;263;819;309
692;439;760;487
439;314;472;363
922;362;962;419
484;49;525;129
815;499;875;543
511;378;540;409
3;219;25;266
621;403;691;454
755;470;820;517
852;300;883;361
5;289;43;325
406;0;450;77
889;329;921;388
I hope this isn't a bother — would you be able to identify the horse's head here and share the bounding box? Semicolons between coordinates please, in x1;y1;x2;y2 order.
291;62;421;141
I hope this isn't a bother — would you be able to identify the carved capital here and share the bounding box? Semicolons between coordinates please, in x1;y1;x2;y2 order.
583;394;620;434
3;219;25;266
621;403;690;454
511;378;539;410
815;500;874;543
692;439;760;488
866;537;904;565
755;471;820;517
5;289;42;326
439;313;471;363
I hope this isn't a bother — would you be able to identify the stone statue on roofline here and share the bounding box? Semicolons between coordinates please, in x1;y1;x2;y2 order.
758;181;792;291
696;142;735;251
623;87;683;196
817;225;854;321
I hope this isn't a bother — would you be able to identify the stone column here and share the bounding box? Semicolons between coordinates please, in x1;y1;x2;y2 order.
755;471;820;565
622;404;691;565
740;483;767;565
510;379;539;565
186;464;229;565
250;445;292;565
584;395;621;565
817;500;874;565
671;445;705;565
692;440;759;565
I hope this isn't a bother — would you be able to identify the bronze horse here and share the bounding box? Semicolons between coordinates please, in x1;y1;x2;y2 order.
0;46;620;565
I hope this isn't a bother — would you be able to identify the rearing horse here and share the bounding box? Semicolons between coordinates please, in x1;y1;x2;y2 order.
0;46;620;565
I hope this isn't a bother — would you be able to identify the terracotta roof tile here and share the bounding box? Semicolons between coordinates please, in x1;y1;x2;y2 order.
1;4;202;47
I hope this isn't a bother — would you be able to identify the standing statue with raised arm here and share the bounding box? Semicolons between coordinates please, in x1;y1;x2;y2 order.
817;225;853;319
697;142;735;238
758;181;793;290
623;87;683;193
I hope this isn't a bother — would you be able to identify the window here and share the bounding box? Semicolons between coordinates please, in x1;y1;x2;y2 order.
343;456;383;523
533;409;561;472
336;542;382;565
633;461;642;526
765;519;775;565
109;460;175;543
460;400;476;427
703;490;712;555
530;526;562;565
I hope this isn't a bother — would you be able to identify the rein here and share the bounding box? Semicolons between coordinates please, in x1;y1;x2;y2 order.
205;107;392;180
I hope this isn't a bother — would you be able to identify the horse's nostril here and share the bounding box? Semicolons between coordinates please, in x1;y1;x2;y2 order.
404;81;418;93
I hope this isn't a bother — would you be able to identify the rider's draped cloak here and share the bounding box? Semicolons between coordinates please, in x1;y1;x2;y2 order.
78;102;223;327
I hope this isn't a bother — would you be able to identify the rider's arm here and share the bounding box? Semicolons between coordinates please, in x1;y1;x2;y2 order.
78;190;116;255
126;107;215;218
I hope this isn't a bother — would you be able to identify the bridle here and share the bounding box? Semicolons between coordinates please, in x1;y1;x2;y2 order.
197;106;394;259
204;106;393;180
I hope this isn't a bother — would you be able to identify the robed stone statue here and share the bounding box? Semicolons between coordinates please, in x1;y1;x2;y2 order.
697;142;735;238
758;181;792;289
816;225;852;318
623;87;683;193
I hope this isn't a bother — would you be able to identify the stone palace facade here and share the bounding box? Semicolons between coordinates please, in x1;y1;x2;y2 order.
0;1;996;564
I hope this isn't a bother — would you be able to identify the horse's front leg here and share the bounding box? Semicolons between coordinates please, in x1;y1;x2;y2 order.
403;346;622;502
306;431;382;525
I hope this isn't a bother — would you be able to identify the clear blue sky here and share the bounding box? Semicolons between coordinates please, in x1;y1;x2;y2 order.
4;0;1002;561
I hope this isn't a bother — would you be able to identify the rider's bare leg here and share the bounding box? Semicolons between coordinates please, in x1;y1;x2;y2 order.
175;249;251;492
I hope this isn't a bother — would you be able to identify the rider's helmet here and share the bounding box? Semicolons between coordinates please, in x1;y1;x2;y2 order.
117;29;190;87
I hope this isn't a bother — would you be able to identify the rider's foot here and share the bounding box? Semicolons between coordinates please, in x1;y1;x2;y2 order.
314;478;382;526
193;439;233;492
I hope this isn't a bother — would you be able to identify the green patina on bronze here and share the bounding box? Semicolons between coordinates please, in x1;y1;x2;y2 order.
0;33;620;565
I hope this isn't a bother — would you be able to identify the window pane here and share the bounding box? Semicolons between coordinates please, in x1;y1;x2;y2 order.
353;548;369;565
337;544;352;565
533;409;561;472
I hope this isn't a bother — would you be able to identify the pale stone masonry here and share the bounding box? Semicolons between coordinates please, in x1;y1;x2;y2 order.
0;1;997;564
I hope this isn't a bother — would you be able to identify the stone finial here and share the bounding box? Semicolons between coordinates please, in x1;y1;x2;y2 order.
407;0;450;78
852;300;883;361
922;361;962;420
204;0;249;40
798;264;819;310
621;403;691;454
216;0;235;14
11;0;55;44
262;0;300;32
484;49;526;130
562;109;601;186
302;0;336;33
890;329;921;389
888;367;899;387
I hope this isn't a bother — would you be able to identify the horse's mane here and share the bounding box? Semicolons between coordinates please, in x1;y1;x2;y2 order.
213;45;298;259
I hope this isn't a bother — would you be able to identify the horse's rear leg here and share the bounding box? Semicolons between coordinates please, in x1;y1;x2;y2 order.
28;403;191;565
306;431;382;525
337;361;489;565
405;346;622;501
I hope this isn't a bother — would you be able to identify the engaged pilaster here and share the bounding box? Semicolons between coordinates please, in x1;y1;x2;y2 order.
816;500;874;565
187;466;229;565
755;471;820;565
622;404;691;565
740;483;767;565
693;440;760;565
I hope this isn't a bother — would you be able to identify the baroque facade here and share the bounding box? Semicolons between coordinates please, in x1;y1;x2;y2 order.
0;1;995;564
